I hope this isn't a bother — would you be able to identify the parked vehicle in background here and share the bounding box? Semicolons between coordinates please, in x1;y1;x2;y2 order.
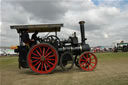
0;49;18;56
6;49;18;56
0;49;7;56
114;43;128;52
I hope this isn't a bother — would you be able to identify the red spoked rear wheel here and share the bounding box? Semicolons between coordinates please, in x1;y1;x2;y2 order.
27;43;58;74
79;52;97;71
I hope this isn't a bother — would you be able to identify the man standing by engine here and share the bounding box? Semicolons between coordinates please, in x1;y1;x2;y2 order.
31;31;39;45
21;29;30;46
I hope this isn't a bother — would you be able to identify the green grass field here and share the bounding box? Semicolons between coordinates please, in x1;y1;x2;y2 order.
0;52;128;85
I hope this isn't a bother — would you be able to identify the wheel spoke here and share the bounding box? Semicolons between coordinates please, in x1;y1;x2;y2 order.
87;54;89;58
89;57;91;62
91;58;95;61
83;56;88;63
88;65;90;70
48;61;54;65
32;59;39;63
32;57;40;59
44;63;47;71
37;63;41;70
39;47;43;55
32;52;38;56
45;51;52;58
82;63;88;68
46;62;51;68
33;61;41;67
45;47;50;56
91;62;96;64
43;48;45;56
48;54;55;57
83;56;87;60
80;59;86;62
90;64;93;68
81;62;87;66
36;50;42;57
47;59;55;61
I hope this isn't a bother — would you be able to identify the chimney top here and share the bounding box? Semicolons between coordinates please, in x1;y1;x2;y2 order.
79;21;85;24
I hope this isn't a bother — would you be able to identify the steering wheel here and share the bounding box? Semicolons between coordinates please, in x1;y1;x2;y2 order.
46;35;61;45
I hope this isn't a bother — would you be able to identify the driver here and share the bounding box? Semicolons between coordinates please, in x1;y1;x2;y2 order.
31;31;39;45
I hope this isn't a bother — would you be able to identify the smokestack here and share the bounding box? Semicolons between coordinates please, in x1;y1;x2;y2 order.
79;21;86;44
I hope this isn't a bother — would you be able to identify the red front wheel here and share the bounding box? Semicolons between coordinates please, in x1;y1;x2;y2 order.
79;52;97;71
27;43;58;74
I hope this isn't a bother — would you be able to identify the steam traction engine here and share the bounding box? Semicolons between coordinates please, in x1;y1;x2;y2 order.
10;21;97;74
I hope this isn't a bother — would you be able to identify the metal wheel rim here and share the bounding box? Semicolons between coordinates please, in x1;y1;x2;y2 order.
27;43;58;74
79;52;97;71
60;52;74;71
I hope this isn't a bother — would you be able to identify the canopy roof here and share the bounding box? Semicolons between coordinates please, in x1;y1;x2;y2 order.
10;24;63;33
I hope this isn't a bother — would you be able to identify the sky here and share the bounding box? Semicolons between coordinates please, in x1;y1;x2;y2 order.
0;0;128;47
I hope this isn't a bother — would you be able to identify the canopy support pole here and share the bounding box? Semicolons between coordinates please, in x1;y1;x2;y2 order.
55;31;57;36
19;32;23;46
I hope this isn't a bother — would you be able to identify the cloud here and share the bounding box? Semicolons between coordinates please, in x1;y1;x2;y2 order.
10;0;68;21
0;0;128;47
0;22;1;33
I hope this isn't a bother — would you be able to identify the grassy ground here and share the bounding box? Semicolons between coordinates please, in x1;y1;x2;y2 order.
0;52;128;85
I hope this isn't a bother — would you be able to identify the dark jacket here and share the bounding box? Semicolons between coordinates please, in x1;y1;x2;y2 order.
31;33;38;41
21;31;30;43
